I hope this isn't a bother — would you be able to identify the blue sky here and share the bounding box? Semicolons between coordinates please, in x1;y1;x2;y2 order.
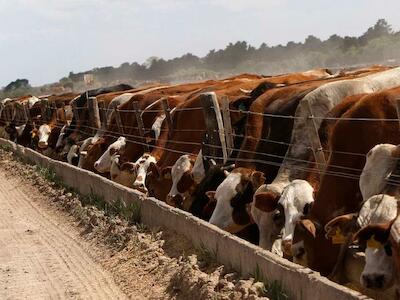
0;0;399;87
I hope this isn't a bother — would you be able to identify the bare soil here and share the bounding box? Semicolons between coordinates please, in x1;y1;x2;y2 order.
0;149;269;300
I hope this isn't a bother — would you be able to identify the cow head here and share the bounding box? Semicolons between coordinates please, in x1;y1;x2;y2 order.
37;124;52;149
354;222;394;290
188;162;235;219
78;137;100;170
94;137;126;173
67;144;80;166
252;179;315;257
110;155;139;187
55;125;68;151
132;154;158;194
145;162;172;199
166;154;197;208
208;167;265;233
354;194;397;290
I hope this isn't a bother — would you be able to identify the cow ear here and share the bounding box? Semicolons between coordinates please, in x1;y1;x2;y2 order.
177;171;194;193
324;213;358;240
250;171;266;189
298;219;317;238
206;191;216;202
354;222;392;245
253;191;280;212
161;166;172;179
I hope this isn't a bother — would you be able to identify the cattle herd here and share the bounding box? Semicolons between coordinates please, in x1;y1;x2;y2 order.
2;65;400;296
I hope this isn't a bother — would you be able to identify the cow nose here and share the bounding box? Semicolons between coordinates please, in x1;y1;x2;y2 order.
362;274;385;289
38;141;48;149
133;182;147;193
166;194;183;208
281;239;293;257
94;161;100;170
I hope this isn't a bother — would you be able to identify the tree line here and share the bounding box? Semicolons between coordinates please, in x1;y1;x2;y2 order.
2;19;400;98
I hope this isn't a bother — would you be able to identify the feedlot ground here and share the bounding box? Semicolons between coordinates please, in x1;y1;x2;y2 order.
0;150;268;300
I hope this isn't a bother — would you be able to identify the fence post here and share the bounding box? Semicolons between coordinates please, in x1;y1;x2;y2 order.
87;96;101;129
220;96;234;156
132;101;149;152
41;99;49;122
23;103;31;124
200;93;228;164
60;103;67;125
98;101;107;129
51;102;57;122
305;99;326;177
161;98;173;138
113;108;125;135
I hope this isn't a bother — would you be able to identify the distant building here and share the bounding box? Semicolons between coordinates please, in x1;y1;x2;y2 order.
84;74;94;86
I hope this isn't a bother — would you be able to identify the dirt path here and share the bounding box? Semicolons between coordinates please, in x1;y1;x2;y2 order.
0;168;127;300
0;150;270;300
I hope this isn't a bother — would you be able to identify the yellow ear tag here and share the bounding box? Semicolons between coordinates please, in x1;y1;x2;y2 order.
367;235;382;249
332;228;346;245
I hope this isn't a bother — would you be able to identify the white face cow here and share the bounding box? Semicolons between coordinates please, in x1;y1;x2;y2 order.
67;144;80;166
94;137;126;173
355;194;398;290
110;155;139;187
55;125;67;149
37;124;52;149
166;154;196;207
132;154;157;193
360;144;397;201
252;179;314;255
77;137;94;168
208;168;265;233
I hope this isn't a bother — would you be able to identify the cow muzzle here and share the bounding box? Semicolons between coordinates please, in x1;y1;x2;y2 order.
281;239;293;258
166;194;183;208
133;182;148;194
361;273;389;290
38;140;48;149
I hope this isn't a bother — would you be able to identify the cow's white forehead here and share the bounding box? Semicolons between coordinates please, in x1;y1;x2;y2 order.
357;194;398;228
360;143;397;201
39;124;51;134
172;155;192;177
279;179;314;208
110;136;126;150
209;172;242;228
215;172;242;200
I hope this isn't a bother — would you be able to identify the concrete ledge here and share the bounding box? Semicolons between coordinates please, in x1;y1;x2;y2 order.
0;139;371;300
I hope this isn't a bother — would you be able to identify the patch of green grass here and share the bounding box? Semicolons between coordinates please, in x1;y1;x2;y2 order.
197;242;217;266
35;165;62;186
0;144;12;152
252;264;289;300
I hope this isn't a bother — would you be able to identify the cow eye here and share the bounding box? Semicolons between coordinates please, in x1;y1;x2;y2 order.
109;148;117;155
295;246;305;258
384;242;392;256
273;210;284;226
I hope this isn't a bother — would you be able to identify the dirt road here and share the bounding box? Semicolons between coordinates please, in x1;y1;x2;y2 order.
0;150;268;300
0;168;127;299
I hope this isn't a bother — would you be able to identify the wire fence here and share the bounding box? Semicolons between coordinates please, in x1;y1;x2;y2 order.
1;92;400;186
